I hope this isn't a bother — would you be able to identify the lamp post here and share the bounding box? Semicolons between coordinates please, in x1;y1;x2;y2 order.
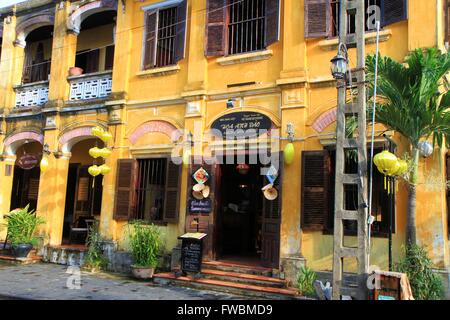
330;43;349;81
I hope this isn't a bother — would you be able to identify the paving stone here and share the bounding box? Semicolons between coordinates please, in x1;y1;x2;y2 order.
0;262;246;300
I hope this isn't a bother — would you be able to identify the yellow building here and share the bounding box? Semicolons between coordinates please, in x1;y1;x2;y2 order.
0;0;449;291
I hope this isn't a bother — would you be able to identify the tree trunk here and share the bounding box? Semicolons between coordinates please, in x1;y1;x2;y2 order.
406;148;419;245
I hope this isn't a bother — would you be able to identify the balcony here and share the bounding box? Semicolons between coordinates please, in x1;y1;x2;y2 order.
68;71;113;101
14;81;49;109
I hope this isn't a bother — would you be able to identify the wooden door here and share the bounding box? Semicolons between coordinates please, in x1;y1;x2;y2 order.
10;166;40;212
212;163;222;260
261;153;282;268
73;166;92;221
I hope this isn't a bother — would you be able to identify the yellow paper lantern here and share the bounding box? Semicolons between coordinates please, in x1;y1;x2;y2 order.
91;126;104;138
373;150;399;176
98;164;111;175
394;159;408;176
100;131;113;143
98;148;112;159
88;165;101;176
40;156;49;172
284;143;295;165
89;147;102;158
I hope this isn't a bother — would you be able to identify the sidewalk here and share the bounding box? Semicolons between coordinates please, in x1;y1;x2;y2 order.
0;262;245;300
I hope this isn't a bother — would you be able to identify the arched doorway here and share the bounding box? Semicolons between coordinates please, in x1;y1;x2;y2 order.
21;25;53;84
10;141;43;212
62;138;104;245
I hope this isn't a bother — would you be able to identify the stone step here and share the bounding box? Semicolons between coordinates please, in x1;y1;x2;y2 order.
201;269;286;288
202;261;273;277
153;272;304;300
42;245;87;266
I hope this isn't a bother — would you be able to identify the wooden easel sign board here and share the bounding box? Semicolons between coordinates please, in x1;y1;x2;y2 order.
372;271;414;300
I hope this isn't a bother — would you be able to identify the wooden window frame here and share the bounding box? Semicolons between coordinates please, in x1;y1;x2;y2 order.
322;144;396;238
142;0;187;70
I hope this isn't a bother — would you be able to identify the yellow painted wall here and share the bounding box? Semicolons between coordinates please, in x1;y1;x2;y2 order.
0;0;448;276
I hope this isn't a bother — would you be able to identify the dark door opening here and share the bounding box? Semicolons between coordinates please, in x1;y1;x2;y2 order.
10;166;40;212
216;161;264;264
62;164;103;245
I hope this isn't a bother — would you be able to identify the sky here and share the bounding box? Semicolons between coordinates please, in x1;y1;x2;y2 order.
0;0;27;9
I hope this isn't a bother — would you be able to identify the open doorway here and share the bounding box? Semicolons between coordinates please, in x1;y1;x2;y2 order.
62;138;103;245
10;141;42;212
215;161;264;265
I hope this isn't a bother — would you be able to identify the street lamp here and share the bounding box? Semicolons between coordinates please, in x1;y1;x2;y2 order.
330;43;348;80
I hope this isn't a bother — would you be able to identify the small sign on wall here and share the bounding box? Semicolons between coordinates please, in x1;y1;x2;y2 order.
188;199;212;214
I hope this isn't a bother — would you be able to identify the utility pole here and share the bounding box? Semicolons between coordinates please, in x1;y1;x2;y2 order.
332;0;369;300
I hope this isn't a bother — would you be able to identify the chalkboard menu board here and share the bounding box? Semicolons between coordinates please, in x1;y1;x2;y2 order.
188;199;212;214
178;233;207;274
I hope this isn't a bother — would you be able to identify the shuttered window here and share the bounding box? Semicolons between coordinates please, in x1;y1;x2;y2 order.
301;148;395;236
143;0;187;69
301;151;330;231
114;157;181;223
205;0;280;57
305;0;408;38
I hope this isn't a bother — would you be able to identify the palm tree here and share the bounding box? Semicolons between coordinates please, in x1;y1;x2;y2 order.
365;48;450;245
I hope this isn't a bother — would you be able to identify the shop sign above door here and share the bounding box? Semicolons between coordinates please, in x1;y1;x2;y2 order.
211;111;272;138
17;154;39;170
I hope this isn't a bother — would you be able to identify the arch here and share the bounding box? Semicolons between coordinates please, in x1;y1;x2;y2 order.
311;107;337;133
15;14;55;47
3;131;44;156
67;0;117;34
129;120;181;145
59;126;104;153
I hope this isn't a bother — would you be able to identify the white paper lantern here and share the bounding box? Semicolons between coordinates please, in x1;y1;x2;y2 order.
418;141;433;158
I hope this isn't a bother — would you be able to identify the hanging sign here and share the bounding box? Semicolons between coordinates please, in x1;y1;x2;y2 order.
188;199;212;214
211;112;272;137
17;154;39;170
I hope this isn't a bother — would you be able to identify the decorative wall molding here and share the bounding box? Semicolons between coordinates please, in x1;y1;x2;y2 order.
69;71;113;101
4;131;44;155
129;120;181;145
14;81;49;109
15;13;55;47
67;0;117;34
311;107;337;132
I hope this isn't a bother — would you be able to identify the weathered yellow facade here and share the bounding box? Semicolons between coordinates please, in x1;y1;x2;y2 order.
0;0;448;287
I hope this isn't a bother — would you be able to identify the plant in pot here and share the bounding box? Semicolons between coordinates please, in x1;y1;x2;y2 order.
68;67;83;76
82;220;108;273
3;205;45;259
127;220;163;279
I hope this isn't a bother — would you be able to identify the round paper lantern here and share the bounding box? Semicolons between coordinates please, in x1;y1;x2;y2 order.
88;165;101;176
40;156;49;172
236;164;250;175
100;131;113;143
284;143;295;165
374;150;399;176
418;141;433;158
99;164;111;175
99;148;112;159
91;126;104;138
89;147;102;158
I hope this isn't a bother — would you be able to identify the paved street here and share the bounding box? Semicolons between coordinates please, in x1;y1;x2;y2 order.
0;262;245;300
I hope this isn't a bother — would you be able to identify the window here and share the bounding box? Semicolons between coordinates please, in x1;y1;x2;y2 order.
143;0;187;69
304;0;408;39
75;49;100;74
113;158;181;223
301;146;395;236
135;158;167;222
228;0;266;55
330;0;382;37
23;42;51;84
205;0;280;57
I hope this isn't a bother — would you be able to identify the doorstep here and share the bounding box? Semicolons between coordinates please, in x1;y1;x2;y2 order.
0;253;42;265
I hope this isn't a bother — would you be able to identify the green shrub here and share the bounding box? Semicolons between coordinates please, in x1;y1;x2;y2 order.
4;205;45;246
395;244;444;300
83;221;108;271
297;266;317;297
127;220;163;268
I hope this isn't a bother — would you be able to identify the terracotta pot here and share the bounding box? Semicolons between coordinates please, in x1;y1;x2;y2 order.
69;67;83;76
131;265;155;279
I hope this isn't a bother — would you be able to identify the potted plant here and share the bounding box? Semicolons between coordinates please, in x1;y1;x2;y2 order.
68;67;83;76
127;220;163;279
82;221;108;273
4;205;45;258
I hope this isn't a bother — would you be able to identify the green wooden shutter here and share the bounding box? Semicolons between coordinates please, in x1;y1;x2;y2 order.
304;0;331;38
163;158;182;223
205;0;227;57
113;159;138;221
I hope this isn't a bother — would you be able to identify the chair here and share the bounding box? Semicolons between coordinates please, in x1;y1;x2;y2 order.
69;216;95;244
